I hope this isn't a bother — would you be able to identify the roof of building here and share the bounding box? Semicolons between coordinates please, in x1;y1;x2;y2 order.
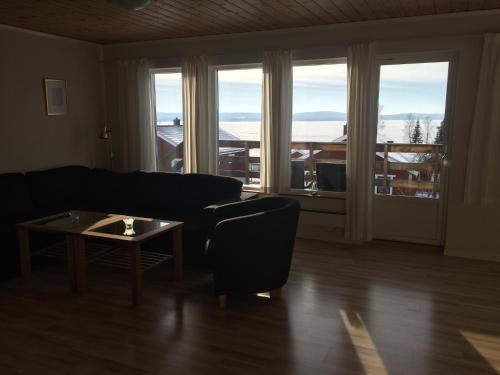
156;125;244;155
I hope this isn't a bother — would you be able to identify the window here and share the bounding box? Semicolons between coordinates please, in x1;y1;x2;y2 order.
291;61;348;192
152;70;183;173
216;67;263;187
375;61;449;198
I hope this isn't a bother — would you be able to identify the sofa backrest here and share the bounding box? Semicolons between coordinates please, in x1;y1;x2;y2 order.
181;173;243;213
25;166;91;215
85;169;185;216
20;166;242;218
0;173;34;224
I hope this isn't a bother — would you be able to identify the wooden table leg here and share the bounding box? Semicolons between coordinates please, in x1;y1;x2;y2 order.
66;235;77;292
129;242;142;306
173;227;183;281
73;235;87;293
17;228;31;284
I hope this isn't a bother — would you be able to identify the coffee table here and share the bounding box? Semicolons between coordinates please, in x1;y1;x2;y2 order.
17;211;183;305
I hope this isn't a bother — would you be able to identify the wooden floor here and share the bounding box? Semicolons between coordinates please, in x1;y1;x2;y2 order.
1;239;500;375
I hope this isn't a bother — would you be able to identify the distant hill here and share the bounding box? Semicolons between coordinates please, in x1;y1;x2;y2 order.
219;112;261;121
293;111;346;121
157;111;444;122
382;113;444;121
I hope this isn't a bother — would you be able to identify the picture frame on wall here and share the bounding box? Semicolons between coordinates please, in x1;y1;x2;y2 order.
44;78;67;115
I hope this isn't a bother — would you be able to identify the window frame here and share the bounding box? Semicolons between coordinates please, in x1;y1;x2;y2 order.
150;67;183;173
373;52;456;202
212;63;264;191
287;57;349;199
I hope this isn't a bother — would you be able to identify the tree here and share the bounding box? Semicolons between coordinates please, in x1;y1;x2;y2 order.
411;120;424;144
434;120;444;144
422;116;434;144
403;113;416;143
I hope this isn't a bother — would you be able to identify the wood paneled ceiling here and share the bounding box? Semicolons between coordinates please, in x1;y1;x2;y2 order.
1;0;500;44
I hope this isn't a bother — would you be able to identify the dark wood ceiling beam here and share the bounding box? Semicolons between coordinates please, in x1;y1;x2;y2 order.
483;0;500;9
225;0;293;28
272;0;325;25
159;0;248;34
378;0;405;17
0;0;499;43
227;0;290;28
467;0;486;10
294;0;337;23
326;0;364;21
242;0;305;28
217;0;286;29
207;0;273;30
345;0;380;20
398;0;422;16
48;0;185;42
201;0;271;32
151;1;230;35
311;0;349;22
450;0;469;12
417;0;437;14
433;0;451;13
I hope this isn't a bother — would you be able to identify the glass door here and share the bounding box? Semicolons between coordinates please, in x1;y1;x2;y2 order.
373;58;452;244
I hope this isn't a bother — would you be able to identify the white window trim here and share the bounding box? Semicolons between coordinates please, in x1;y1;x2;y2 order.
150;67;183;172
285;58;349;199
211;63;264;190
374;51;457;201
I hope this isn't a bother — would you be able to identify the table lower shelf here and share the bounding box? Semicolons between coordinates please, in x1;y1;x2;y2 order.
34;241;172;271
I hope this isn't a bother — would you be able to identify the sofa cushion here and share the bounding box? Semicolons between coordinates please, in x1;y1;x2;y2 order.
85;169;133;212
181;174;242;213
128;171;184;213
26;166;92;213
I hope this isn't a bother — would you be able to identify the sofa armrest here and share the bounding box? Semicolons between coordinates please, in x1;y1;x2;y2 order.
202;198;284;236
207;203;299;295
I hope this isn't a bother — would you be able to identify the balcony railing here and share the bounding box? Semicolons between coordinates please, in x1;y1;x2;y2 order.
217;140;444;196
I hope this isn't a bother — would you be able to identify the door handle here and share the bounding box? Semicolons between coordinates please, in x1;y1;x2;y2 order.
440;152;450;167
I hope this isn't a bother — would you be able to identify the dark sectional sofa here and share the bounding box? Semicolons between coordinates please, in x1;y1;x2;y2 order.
0;165;243;281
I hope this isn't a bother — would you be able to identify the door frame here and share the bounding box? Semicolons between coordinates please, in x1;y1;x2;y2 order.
372;50;458;245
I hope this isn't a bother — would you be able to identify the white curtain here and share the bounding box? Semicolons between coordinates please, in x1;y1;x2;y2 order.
345;43;378;243
182;56;215;174
116;59;156;172
464;33;500;206
261;50;293;194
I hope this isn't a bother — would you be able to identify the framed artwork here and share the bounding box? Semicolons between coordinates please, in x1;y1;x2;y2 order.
44;78;67;115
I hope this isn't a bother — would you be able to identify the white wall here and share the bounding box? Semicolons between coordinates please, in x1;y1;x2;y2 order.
102;11;500;260
0;26;106;173
446;204;500;262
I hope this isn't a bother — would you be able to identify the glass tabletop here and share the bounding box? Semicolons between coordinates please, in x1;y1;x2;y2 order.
38;211;110;230
88;218;171;238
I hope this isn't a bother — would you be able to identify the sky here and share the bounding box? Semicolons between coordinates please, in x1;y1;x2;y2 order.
153;61;449;116
379;62;449;115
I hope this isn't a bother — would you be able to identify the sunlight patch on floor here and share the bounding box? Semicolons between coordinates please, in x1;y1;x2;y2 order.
461;330;500;372
339;309;389;375
256;292;271;299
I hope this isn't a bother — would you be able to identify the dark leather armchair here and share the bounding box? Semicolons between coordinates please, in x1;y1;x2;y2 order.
203;197;300;307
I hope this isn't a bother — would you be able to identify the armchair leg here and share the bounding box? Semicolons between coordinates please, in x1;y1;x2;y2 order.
270;288;282;300
218;295;227;308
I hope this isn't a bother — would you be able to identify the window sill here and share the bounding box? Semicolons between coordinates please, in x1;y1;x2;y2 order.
242;185;261;193
242;188;346;200
284;189;346;200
